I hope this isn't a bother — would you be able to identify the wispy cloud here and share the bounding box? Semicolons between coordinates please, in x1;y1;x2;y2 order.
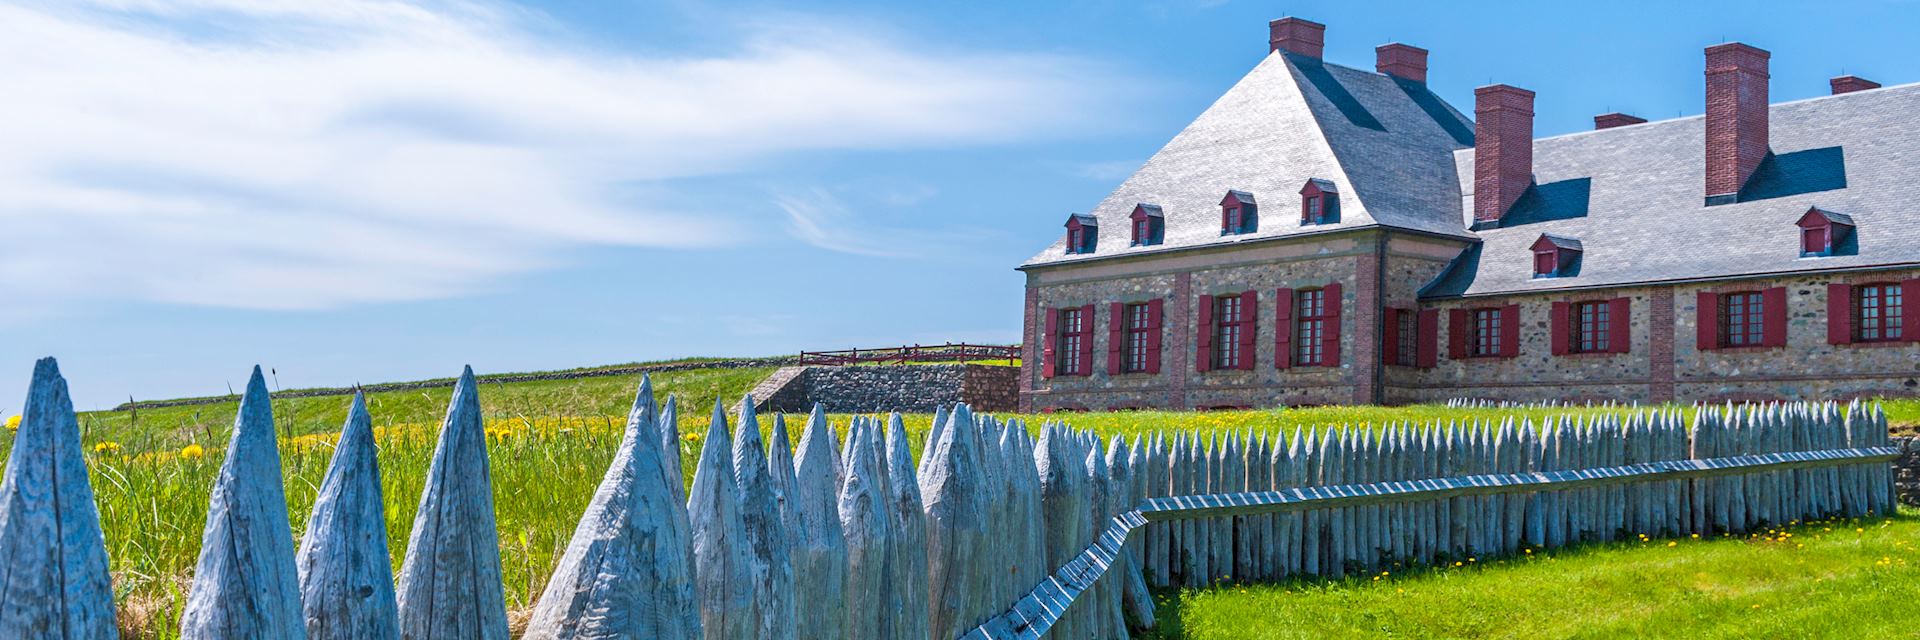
1075;159;1144;182
773;186;1010;259
0;0;1133;312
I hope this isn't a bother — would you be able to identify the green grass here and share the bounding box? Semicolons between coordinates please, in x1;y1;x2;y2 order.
1143;511;1920;639
3;363;1917;637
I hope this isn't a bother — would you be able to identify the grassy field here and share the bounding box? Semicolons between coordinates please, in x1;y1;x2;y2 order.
1144;511;1920;639
2;362;1917;637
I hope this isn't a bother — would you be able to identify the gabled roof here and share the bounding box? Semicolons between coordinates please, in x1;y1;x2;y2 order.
1302;178;1338;194
1797;207;1853;227
1064;213;1097;227
1131;203;1164;219
1023;50;1475;268
1427;81;1920;297
1531;234;1582;251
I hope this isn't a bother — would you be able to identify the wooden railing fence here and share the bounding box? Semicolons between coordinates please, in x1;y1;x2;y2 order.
798;343;1019;366
0;356;1898;639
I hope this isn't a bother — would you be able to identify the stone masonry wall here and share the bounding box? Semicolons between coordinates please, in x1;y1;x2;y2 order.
764;364;1018;414
1896;437;1920;507
1399;270;1920;405
1023;231;1390;411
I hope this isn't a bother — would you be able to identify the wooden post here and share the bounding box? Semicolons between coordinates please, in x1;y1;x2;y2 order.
792;405;847;640
924;405;990;640
181;366;307;639
838;418;889;639
732;400;796;640
0;358;119;638
885;414;931;640
687;399;755;639
298;392;401;639
526;377;701;639
660;396;687;506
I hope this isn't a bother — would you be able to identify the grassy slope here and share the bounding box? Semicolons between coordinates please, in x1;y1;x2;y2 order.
1148;512;1920;639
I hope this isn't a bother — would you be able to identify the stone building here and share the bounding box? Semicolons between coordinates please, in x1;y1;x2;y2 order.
1017;17;1920;412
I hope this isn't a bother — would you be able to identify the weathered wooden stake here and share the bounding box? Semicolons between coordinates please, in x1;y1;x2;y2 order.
297;392;400;640
0;358;119;638
525;376;701;640
181;366;305;640
688;400;755;639
884;414;930;640
732;400;796;640
791;405;846;640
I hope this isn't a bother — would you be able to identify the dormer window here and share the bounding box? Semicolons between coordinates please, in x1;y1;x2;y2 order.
1299;179;1339;225
1064;214;1098;255
1221;190;1257;235
1129;204;1164;246
1530;234;1582;278
1797;207;1854;257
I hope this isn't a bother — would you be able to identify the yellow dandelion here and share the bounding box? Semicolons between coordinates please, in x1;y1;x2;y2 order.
180;444;206;460
1667;541;1677;547
4;415;18;431
91;441;121;455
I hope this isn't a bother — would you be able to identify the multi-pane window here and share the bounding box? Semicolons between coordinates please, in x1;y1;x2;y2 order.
1395;310;1417;366
1123;303;1152;372
1133;219;1149;245
1471;308;1503;357
1304;196;1323;224
1294;289;1326;366
1855;283;1904;342
1572;301;1610;353
1721;291;1765;347
1223;207;1244;234
1067;227;1086;254
1056;308;1085;375
1212;295;1243;369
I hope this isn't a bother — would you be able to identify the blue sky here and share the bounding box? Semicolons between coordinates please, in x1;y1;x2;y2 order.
5;0;1920;411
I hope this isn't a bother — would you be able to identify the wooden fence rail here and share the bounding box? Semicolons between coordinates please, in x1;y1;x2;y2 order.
0;356;1898;640
798;343;1019;366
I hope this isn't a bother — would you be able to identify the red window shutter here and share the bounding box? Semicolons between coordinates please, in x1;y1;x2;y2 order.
1608;297;1632;354
1448;308;1468;360
1762;287;1788;347
1077;303;1096;376
1196;296;1214;373
1238;290;1259;370
1382;308;1401;366
1696;292;1719;350
1905;280;1920;343
1274;288;1295;369
1827;283;1853;345
1323;282;1343;367
1416;309;1439;367
1042;308;1060;378
1500;303;1521;358
1145;299;1165;372
1107;302;1126;373
1550;301;1570;356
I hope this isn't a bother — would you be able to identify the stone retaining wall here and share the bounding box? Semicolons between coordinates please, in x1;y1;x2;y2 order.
761;365;1018;414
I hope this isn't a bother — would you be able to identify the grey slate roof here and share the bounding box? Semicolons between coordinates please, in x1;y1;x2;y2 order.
1427;81;1920;298
1022;51;1475;268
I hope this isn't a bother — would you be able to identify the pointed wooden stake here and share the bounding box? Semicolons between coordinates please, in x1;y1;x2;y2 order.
0;357;118;638
791;405;846;640
732;399;795;640
525;376;700;639
297;391;399;640
181;365;304;639
395;366;510;640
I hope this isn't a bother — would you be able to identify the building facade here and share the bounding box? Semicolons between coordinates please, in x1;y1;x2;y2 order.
1018;17;1920;412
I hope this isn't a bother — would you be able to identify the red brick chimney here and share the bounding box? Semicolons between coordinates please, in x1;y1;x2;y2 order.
1830;75;1880;95
1376;43;1428;82
1474;84;1535;226
1269;18;1325;58
1704;43;1770;204
1594;113;1647;130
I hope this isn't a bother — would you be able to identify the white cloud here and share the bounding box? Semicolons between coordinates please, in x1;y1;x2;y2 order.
0;0;1131;311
